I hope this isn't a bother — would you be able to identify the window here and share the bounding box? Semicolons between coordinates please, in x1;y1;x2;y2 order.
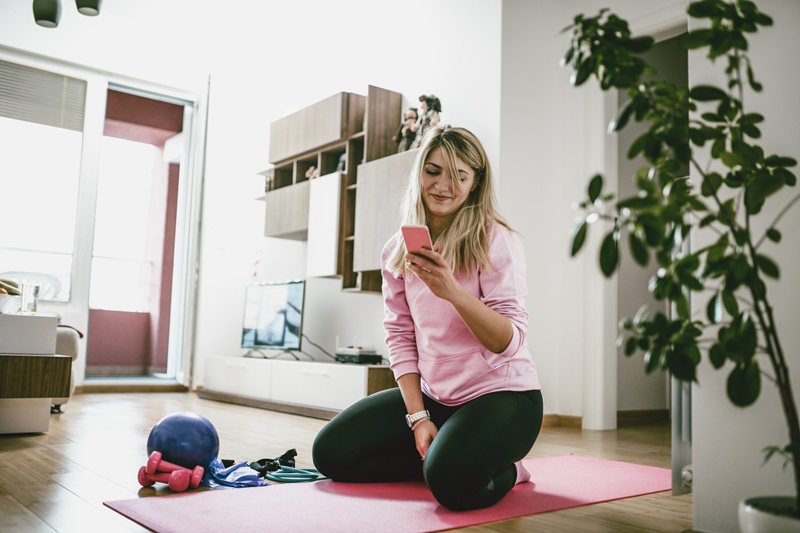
0;117;82;301
0;59;87;302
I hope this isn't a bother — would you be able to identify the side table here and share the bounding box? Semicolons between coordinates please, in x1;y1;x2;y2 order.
0;354;72;433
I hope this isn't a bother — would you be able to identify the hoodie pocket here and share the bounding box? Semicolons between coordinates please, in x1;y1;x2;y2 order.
418;350;509;400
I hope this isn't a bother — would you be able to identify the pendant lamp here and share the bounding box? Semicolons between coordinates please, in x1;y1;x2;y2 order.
76;0;102;16
33;0;61;28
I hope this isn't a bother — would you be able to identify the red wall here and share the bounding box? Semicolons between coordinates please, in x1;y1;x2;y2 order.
85;309;151;374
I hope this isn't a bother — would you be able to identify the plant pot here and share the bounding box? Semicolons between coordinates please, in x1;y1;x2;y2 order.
739;496;800;532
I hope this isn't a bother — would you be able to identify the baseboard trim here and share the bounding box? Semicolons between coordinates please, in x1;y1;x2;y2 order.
617;409;670;426
193;390;669;427
196;389;339;421
542;414;581;428
542;409;669;428
77;379;188;393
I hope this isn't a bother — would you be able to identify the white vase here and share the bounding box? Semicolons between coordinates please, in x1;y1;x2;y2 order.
739;496;800;533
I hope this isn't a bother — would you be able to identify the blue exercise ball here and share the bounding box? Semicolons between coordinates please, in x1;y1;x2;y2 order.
146;412;220;469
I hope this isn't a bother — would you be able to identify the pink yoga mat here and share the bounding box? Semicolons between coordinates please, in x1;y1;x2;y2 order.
105;455;671;533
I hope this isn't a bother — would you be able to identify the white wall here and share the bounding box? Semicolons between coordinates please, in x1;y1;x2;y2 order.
689;1;800;530
501;0;800;531
499;0;682;423
0;0;502;382
194;0;503;372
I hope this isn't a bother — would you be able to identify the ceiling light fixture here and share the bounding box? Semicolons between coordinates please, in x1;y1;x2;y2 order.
33;0;62;28
75;0;102;16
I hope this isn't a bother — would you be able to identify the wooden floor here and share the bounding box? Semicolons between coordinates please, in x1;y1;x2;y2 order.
0;392;695;532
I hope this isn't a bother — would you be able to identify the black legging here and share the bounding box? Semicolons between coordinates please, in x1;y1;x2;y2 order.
312;387;543;511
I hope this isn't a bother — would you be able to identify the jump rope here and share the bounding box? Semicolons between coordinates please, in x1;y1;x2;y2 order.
240;448;325;483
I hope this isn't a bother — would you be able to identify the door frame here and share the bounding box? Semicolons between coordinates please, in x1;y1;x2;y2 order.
0;46;209;389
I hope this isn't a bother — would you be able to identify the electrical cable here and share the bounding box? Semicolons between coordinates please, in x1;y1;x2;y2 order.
301;334;337;360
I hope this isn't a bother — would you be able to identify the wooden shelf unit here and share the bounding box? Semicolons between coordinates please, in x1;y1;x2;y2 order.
260;85;402;291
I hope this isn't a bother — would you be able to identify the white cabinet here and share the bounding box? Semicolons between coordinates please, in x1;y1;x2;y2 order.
263;181;310;240
201;356;395;419
353;150;415;271
202;355;272;400
306;172;343;278
270;359;367;411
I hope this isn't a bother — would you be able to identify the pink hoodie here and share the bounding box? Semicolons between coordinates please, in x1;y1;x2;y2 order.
381;224;541;406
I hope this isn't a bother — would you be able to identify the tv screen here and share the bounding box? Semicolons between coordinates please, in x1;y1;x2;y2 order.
241;280;306;351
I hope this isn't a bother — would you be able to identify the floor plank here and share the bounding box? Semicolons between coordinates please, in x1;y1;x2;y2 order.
0;392;695;532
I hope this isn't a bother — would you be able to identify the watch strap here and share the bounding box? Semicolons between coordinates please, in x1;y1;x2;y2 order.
405;409;430;428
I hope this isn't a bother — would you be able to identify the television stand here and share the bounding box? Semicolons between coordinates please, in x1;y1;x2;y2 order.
200;355;396;420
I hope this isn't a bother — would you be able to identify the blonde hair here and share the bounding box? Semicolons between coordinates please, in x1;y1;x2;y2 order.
386;124;513;277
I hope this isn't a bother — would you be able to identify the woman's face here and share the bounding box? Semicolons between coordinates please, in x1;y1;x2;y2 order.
421;147;475;227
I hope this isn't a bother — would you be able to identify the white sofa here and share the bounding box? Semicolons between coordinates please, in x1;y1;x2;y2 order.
52;326;82;412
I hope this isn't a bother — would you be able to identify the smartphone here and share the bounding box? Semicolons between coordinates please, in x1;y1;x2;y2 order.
401;225;433;253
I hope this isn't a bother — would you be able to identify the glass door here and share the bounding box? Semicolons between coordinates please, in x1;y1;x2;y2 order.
0;54;206;390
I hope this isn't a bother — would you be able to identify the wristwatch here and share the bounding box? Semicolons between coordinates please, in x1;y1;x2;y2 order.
405;410;430;428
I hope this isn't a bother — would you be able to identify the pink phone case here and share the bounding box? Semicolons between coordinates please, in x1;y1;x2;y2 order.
401;225;433;253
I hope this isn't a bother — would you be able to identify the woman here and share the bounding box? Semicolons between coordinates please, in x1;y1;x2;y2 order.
312;124;543;511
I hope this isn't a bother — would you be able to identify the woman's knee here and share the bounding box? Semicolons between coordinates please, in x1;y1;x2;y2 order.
423;453;476;510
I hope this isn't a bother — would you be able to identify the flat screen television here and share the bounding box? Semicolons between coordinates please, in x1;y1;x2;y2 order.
241;280;306;351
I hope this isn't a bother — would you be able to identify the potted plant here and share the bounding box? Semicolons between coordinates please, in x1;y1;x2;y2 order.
561;0;799;530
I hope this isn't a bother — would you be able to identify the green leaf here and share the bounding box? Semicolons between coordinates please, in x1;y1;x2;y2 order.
570;220;588;257
690;85;728;102
722;291;739;317
621;35;655;53
701;172;723;197
766;228;782;243
755;254;780;279
740;112;765;125
599;231;619;277
765;155;798;168
644;346;664;374
609;98;635;134
742;123;761;138
745;171;783;215
707;234;729;263
571;58;595;87
624;336;637;356
709;343;725;369
588;174;603;203
681;28;714;50
561;46;575;67
775;167;797;186
617;196;660;210
746;65;763;92
721;151;740;168
754;12;774;27
727;361;761;407
689;127;708;147
668;346;698;382
674;293;690;320
699;214;717;228
711;137;726;158
706;292;722;323
629;233;649;267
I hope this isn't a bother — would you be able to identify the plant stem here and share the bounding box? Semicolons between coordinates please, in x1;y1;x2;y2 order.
755;191;800;249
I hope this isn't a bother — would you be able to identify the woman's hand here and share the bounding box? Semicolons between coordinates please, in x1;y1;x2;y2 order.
414;419;438;460
405;248;514;354
405;248;464;303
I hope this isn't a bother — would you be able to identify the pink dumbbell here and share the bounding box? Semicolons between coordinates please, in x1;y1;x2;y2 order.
138;465;191;492
146;451;204;489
